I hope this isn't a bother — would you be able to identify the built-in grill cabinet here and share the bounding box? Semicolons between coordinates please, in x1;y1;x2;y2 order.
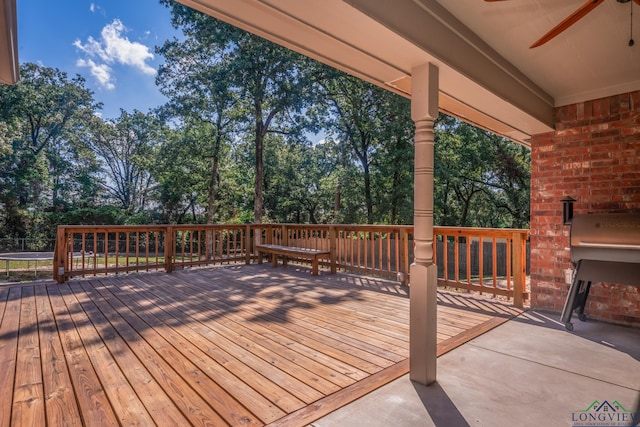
561;213;640;330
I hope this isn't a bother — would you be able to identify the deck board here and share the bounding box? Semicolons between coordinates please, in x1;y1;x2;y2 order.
56;284;157;426
0;287;22;427
34;285;84;427
0;264;523;426
13;286;45;427
47;285;121;427
117;275;329;407
146;286;361;390
86;278;245;426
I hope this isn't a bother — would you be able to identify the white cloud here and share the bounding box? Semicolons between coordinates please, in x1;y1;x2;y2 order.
74;19;156;88
90;3;95;12
77;58;115;90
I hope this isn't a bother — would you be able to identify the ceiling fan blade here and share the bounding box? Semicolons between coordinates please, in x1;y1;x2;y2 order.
530;0;605;48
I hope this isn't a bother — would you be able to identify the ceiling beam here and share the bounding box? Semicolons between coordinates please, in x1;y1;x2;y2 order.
346;0;554;129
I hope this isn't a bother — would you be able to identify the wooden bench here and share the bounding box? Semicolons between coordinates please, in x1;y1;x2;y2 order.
255;244;331;275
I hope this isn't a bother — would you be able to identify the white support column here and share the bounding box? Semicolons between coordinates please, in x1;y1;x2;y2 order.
410;62;439;386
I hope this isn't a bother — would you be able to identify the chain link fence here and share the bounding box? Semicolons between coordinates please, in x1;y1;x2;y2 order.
0;238;56;253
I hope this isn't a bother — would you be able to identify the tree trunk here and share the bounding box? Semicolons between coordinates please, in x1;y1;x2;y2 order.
206;154;219;260
390;168;402;225
363;160;373;224
334;141;347;218
308;206;317;224
254;125;264;224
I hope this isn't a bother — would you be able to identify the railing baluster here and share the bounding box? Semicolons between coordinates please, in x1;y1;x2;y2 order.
125;232;130;270
136;231;140;273
115;232;119;273
81;232;86;273
181;231;186;268
479;236;484;295
506;237;512;291
93;232;97;276
492;237;498;297
466;235;471;286
443;235;449;284
104;232;108;273
454;235;459;285
145;231;150;267
512;231;525;309
155;231;159;270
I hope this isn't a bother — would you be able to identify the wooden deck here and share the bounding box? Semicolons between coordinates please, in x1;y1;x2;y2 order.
0;264;523;427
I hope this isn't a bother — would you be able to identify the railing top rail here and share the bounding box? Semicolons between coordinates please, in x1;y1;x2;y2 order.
434;226;530;238
56;223;528;239
58;225;170;232
252;223;412;230
57;224;248;232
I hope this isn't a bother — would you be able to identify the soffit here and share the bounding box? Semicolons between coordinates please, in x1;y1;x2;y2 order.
0;0;19;85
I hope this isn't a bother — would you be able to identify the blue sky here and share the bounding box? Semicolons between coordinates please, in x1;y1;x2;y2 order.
18;0;179;119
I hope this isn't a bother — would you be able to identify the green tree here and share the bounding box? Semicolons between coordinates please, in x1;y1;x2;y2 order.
434;115;530;228
159;2;317;223
84;110;163;214
317;68;414;224
156;37;239;224
264;137;338;223
371;94;414;224
0;63;99;237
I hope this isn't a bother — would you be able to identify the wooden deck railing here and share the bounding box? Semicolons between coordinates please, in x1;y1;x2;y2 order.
54;223;529;307
434;227;529;308
53;224;252;282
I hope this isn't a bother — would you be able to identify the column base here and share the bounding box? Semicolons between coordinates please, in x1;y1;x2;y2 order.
409;261;438;385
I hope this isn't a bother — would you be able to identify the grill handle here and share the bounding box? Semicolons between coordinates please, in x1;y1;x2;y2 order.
578;241;640;250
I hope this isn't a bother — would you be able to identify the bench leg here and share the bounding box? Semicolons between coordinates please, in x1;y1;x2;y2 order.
311;257;319;275
282;256;288;267
271;253;278;268
258;251;263;264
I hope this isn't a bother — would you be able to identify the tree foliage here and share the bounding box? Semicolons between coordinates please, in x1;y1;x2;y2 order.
315;67;415;224
158;1;317;223
434;116;530;228
0;63;99;237
84;110;163;214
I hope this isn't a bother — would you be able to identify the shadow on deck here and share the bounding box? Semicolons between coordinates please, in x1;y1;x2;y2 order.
0;264;523;426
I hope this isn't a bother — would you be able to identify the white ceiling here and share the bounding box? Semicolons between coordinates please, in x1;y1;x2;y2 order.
440;0;640;107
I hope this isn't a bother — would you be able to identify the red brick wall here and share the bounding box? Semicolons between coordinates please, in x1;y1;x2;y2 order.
530;90;640;326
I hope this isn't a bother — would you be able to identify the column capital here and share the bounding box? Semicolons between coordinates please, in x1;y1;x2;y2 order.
411;63;439;121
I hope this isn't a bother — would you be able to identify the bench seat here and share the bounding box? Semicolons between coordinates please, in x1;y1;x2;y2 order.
255;244;331;275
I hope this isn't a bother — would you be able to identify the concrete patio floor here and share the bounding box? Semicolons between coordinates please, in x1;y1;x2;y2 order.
311;310;640;427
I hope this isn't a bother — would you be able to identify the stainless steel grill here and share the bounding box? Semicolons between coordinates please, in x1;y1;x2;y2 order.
561;213;640;330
